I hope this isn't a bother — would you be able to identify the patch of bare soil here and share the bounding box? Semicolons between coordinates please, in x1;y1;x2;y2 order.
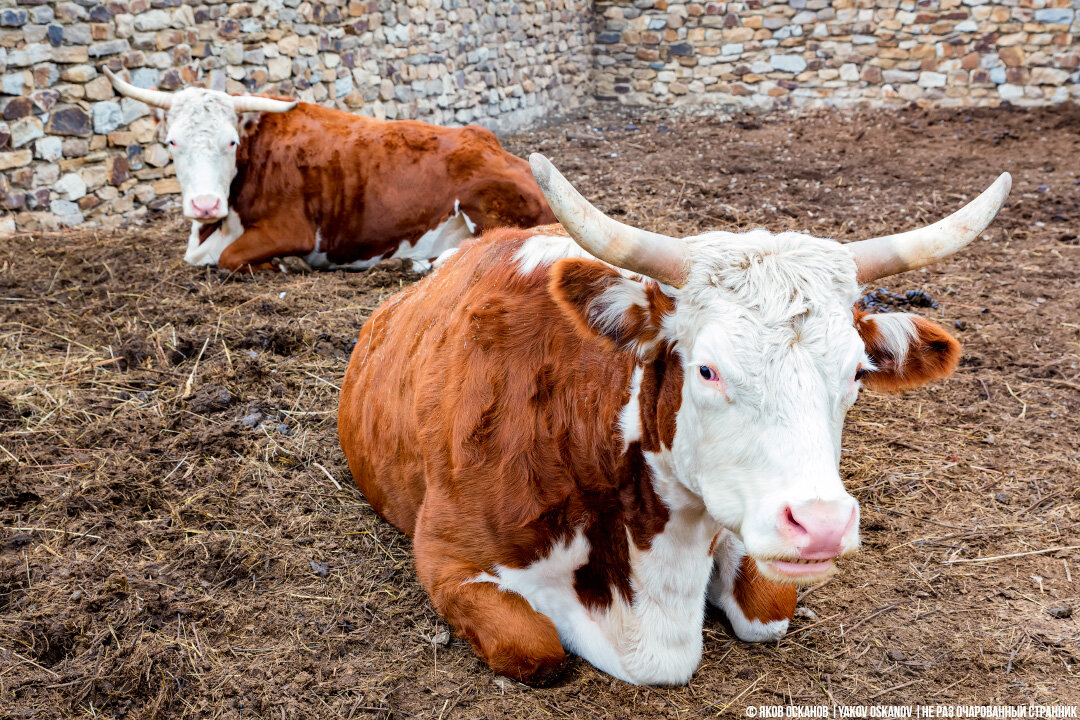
1;104;1078;718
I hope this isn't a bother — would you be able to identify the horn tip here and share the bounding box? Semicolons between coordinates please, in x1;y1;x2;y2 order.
997;171;1012;196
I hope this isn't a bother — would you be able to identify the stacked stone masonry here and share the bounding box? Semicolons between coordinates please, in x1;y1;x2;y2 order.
0;0;594;233
595;0;1080;108
1;0;1078;234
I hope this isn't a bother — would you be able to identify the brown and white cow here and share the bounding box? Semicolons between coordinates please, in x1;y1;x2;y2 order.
338;155;1010;686
103;68;554;271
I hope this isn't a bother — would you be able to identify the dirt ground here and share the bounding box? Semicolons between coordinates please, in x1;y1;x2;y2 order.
2;104;1079;719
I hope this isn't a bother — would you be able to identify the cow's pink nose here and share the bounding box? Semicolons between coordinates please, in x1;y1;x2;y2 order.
190;195;221;218
778;501;857;559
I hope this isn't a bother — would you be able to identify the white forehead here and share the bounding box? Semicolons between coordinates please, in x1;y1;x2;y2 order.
166;89;238;136
681;229;860;317
672;229;865;396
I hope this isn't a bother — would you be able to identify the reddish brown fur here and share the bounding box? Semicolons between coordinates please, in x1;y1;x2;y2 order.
732;556;798;624
338;229;963;683
339;227;682;682
209;103;554;270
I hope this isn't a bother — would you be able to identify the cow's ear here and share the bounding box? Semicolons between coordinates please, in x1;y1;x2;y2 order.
855;311;961;392
549;257;674;358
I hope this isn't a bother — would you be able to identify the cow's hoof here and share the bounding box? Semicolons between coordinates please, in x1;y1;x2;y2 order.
275;255;314;274
730;615;790;643
516;656;568;688
491;649;567;688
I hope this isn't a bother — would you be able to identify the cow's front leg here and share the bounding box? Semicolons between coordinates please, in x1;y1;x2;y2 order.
216;220;315;272
413;523;566;686
707;531;796;642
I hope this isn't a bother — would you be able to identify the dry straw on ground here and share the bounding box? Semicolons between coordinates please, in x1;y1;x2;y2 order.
1;105;1078;718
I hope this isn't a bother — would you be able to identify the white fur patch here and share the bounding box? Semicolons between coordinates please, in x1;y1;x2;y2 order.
304;206;475;273
432;247;460;268
591;280;649;337
184;211;243;266
466;484;720;686
619;366;644;451
514;232;659;282
477;532;636;682
514;233;593;275
864;312;917;365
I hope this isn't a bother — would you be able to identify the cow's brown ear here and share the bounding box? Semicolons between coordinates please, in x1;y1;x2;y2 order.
855;310;961;392
549;257;674;358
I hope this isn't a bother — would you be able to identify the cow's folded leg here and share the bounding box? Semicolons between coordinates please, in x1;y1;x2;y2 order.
217;225;313;272
225;261;281;274
414;538;566;685
706;531;797;643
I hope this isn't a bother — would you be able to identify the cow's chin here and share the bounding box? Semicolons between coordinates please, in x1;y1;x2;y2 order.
752;556;840;586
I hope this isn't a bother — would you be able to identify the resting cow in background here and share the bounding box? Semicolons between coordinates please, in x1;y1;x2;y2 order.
338;154;1010;686
104;68;554;271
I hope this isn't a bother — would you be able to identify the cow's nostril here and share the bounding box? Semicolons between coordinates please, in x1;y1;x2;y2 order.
782;500;856;559
782;506;807;535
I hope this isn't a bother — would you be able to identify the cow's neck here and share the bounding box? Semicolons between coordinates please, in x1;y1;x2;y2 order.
226;120;264;227
635;473;717;589
620;348;720;611
614;438;718;674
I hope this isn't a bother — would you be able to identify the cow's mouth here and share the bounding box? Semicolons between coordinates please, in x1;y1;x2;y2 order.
756;557;838;585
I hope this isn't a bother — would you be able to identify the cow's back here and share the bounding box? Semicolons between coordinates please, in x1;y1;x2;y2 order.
338;226;635;546
235;105;552;265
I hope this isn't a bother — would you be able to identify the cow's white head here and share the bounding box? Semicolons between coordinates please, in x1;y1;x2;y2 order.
531;154;1010;585
104;68;297;222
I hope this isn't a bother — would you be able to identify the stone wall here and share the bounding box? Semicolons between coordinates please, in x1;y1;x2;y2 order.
3;1;1079;235
594;0;1080;109
0;0;594;234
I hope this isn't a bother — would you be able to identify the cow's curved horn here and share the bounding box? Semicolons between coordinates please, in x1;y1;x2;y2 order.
849;173;1011;283
103;66;173;109
529;153;690;288
231;95;298;114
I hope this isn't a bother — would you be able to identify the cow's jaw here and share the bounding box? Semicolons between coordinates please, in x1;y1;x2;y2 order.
668;407;862;585
164;89;241;223
700;409;861;584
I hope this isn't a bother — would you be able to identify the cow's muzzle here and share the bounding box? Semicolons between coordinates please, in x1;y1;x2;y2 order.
754;500;860;584
187;194;227;223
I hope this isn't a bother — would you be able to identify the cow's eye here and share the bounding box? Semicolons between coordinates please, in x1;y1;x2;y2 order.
228;140;237;148
854;366;867;382
699;365;718;382
168;139;177;148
